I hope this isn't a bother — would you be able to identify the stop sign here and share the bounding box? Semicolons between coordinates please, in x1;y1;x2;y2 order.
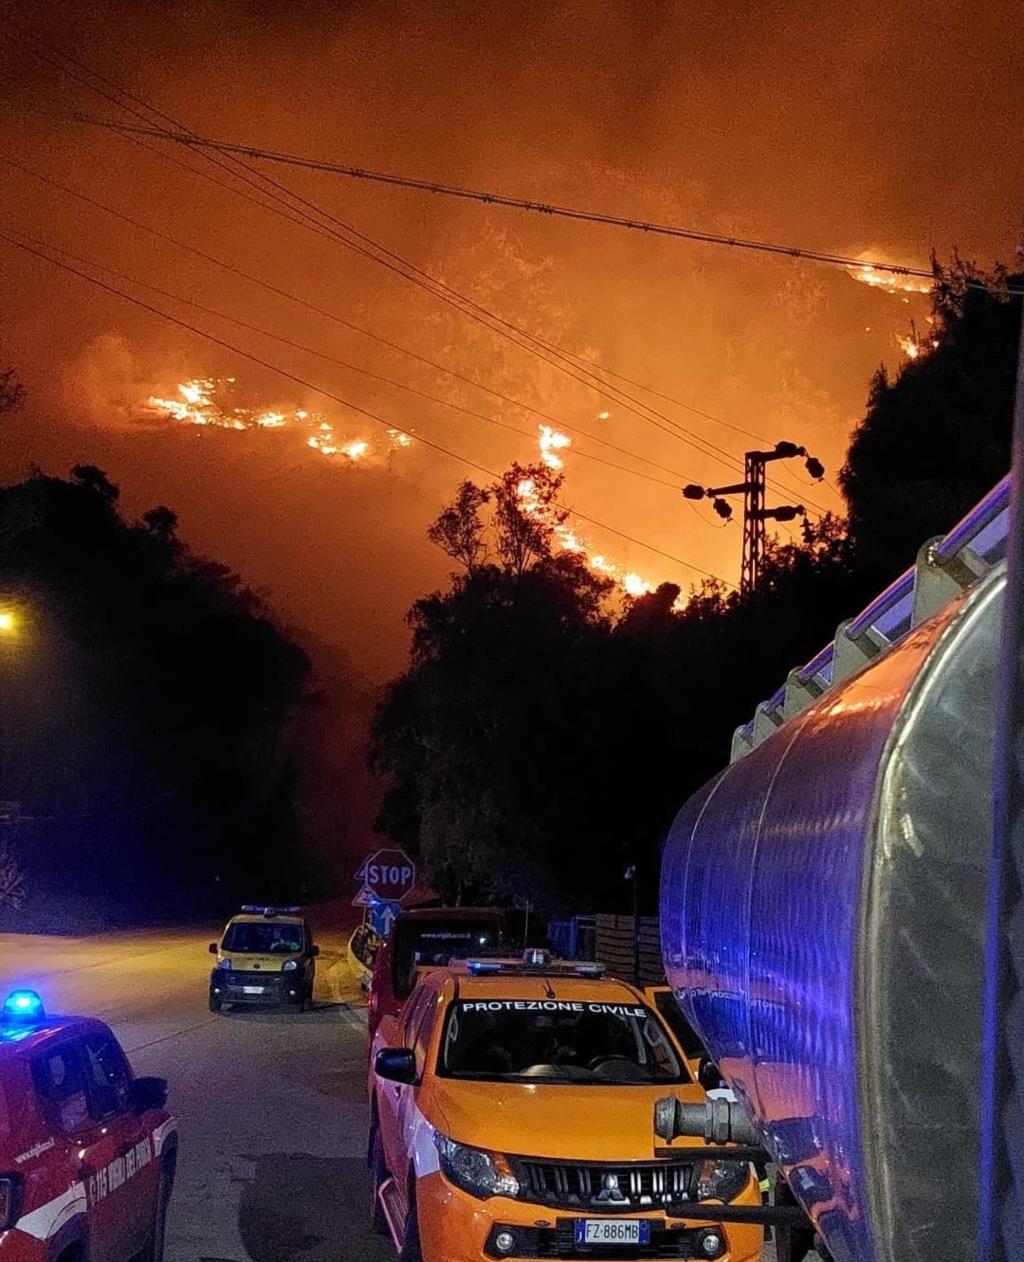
355;848;417;904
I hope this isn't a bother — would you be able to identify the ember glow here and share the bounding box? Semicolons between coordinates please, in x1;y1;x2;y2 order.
895;333;940;360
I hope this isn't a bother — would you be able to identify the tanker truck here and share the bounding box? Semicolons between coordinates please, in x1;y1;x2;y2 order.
656;474;1010;1262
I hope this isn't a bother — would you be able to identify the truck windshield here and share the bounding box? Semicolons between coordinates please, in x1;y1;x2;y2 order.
223;923;303;953
440;1000;689;1085
393;919;499;998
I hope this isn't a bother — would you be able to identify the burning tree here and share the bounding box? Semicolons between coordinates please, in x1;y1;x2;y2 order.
372;463;664;912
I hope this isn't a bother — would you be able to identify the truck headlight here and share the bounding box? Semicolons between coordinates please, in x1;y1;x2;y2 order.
696;1159;751;1203
283;960;299;972
434;1133;519;1200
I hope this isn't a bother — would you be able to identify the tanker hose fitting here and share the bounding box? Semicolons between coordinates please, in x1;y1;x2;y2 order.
654;1095;761;1147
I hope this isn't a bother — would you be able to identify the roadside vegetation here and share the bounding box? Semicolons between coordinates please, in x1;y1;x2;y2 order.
0;458;314;929
371;262;1023;912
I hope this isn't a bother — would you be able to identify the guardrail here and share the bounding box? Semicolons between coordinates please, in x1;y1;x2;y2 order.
347;923;379;991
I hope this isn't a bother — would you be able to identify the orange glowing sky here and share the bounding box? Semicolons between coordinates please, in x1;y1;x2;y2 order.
1;0;1021;685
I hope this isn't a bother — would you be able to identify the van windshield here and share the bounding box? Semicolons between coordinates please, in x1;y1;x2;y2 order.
223;922;304;953
440;1000;689;1085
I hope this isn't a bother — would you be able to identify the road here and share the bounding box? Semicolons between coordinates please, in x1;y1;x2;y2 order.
0;921;393;1262
0;925;802;1262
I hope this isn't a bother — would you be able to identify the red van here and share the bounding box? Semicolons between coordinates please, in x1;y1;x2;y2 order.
0;989;176;1262
366;907;501;1043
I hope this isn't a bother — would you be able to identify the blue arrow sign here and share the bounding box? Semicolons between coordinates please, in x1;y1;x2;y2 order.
369;899;402;937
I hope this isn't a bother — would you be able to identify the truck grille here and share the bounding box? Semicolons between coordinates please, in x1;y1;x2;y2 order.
515;1160;696;1211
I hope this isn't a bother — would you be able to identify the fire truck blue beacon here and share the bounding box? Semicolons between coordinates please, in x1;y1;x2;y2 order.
659;476;1010;1262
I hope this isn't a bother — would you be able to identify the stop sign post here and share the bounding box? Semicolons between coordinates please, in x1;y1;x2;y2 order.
354;848;416;908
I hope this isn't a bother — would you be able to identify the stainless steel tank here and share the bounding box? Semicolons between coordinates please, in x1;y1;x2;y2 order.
661;561;1003;1262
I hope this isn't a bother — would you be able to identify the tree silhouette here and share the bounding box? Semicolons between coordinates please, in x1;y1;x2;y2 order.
0;466;312;929
372;265;1021;913
842;262;1022;583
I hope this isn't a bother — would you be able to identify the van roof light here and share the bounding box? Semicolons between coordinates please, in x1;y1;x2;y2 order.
2;989;45;1024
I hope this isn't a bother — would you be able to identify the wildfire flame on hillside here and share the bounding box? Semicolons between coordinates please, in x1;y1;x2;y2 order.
847;261;932;296
515;437;665;602
146;378;410;463
147;377;678;605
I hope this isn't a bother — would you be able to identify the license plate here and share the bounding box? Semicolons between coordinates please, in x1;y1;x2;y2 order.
242;986;265;994
574;1220;651;1245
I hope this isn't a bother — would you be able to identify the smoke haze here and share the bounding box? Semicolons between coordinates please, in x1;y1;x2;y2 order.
2;0;1021;685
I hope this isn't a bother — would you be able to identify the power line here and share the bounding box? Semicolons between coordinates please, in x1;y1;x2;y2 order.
0;154;700;491
3;222;686;493
73;117;1024;296
72;109;831;512
76;108;831;502
1;20;830;507
0;227;732;585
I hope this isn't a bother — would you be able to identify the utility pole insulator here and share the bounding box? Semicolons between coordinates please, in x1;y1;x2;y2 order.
683;443;824;593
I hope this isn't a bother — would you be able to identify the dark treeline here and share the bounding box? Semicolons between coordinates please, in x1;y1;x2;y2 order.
371;264;1022;914
0;461;315;930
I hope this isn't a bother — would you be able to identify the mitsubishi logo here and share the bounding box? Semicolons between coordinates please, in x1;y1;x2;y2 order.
594;1173;629;1205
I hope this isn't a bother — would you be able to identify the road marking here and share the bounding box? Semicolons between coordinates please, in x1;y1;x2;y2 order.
120;1017;222;1055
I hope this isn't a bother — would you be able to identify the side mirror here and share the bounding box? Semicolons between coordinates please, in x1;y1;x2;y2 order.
311;944;320;957
698;1057;724;1092
131;1076;168;1113
208;942;218;955
374;1047;417;1086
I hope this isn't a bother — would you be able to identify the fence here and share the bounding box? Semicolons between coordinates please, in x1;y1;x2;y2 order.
594;914;665;987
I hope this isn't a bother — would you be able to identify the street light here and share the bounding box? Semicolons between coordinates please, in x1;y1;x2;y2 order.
0;612;15;635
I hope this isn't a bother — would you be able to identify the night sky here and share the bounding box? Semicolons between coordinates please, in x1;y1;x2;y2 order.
2;0;1021;685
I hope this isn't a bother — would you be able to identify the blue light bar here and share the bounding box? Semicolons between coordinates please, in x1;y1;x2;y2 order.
464;958;607;977
239;905;301;917
846;568;915;642
2;989;45;1024
736;474;1013;761
932;474;1010;564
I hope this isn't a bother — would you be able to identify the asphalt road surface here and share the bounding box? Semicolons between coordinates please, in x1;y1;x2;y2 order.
0;923;805;1262
0;920;393;1262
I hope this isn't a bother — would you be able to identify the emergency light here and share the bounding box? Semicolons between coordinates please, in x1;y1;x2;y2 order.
239;905;301;917
2;989;45;1024
464;957;608;978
